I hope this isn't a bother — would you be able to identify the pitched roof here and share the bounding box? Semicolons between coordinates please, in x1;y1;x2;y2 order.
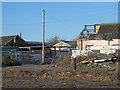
26;41;42;46
89;23;120;40
44;41;58;47
88;33;96;40
0;35;18;46
54;40;77;47
26;41;42;44
62;40;77;46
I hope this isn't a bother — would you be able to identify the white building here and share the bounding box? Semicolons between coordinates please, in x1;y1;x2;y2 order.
77;23;120;54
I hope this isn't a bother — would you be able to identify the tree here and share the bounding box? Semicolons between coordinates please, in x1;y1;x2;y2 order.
72;35;80;41
46;36;61;46
47;36;60;42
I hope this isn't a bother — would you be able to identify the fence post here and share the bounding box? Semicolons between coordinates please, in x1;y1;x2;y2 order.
118;57;120;85
71;57;76;71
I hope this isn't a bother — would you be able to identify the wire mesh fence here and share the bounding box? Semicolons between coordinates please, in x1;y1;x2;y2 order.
1;50;72;66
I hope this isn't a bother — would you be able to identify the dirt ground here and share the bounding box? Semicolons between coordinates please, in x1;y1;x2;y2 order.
2;64;120;88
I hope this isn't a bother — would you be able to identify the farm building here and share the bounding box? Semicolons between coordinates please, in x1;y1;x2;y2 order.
0;35;27;52
0;35;27;47
19;41;43;51
77;23;120;54
0;35;43;51
52;40;77;51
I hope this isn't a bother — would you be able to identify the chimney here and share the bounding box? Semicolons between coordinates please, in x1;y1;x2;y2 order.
20;33;22;38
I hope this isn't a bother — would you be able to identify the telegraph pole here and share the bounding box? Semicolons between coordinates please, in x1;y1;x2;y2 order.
42;9;45;64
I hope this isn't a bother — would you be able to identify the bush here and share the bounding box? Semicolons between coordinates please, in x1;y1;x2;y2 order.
2;55;21;66
52;52;71;67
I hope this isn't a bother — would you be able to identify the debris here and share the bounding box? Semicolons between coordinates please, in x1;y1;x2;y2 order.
71;50;94;58
78;56;119;68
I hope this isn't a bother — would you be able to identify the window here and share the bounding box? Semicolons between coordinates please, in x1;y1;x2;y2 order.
113;44;119;46
85;45;93;50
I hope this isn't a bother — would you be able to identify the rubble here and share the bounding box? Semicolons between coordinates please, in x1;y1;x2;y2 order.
77;55;119;68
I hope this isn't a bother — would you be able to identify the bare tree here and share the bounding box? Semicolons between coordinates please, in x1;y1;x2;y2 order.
72;35;80;41
47;36;60;42
46;36;61;46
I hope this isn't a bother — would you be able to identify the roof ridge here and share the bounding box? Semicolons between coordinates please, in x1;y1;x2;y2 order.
26;41;40;42
0;35;18;37
100;22;120;24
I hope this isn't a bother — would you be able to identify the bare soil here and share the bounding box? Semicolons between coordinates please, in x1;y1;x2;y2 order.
2;65;120;88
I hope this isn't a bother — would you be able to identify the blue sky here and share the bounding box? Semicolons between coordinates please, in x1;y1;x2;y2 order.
2;2;118;41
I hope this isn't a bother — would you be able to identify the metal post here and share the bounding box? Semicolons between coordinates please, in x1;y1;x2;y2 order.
42;9;45;64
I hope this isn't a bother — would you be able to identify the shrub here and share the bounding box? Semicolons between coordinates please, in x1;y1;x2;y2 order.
2;55;21;66
52;52;71;67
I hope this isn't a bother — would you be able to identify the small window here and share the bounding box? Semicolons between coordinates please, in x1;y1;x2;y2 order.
85;45;93;50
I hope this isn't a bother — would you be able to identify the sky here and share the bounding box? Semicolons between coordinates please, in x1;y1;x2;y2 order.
2;2;118;41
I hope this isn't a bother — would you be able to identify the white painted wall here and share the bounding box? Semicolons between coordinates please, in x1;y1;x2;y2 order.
71;50;94;58
90;46;120;54
77;39;120;50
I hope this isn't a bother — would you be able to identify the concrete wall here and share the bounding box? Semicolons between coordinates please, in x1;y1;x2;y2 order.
90;46;120;54
109;39;120;46
77;39;120;50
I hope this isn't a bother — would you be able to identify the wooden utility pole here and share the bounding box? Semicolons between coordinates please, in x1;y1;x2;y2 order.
42;9;45;64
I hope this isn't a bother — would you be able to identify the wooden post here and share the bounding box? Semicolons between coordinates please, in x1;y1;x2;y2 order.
81;39;83;50
71;57;76;71
118;56;120;85
108;40;110;46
